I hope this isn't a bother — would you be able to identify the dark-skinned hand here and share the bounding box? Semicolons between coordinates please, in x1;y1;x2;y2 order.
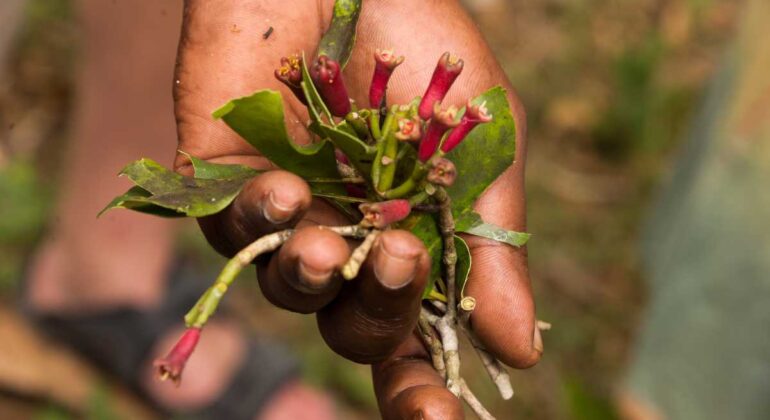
173;1;540;418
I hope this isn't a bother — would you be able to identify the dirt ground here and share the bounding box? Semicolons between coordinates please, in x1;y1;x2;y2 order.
0;0;744;418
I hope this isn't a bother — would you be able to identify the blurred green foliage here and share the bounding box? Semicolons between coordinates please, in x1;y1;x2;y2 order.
0;159;50;290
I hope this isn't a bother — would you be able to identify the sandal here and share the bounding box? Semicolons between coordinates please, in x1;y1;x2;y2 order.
20;258;299;419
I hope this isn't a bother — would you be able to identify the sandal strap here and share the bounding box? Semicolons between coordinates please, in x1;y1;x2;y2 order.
190;338;300;420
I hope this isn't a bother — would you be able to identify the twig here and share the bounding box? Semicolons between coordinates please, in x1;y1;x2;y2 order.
459;319;514;400
341;230;380;279
420;306;441;325
418;313;446;379
430;300;447;314
436;316;461;396
459;379;496;420
325;224;371;239
434;187;462;396
413;203;442;213
428;188;499;417
458;296;476;325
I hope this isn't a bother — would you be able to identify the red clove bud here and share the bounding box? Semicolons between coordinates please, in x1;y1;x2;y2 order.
274;54;307;105
359;199;411;228
395;115;422;142
426;157;457;187
418;52;464;120
310;55;352;117
418;102;459;162
369;48;404;109
153;327;201;386
440;100;492;154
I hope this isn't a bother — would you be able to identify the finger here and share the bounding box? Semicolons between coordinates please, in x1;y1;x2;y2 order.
316;230;429;364
257;225;350;314
372;333;464;420
197;170;312;257
462;160;541;369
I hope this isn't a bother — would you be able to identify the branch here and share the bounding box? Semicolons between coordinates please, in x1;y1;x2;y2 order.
460;379;496;420
341;230;380;279
459;320;514;400
418;313;446;379
434;187;462;396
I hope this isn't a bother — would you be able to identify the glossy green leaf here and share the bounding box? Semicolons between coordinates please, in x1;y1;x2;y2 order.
212;90;340;184
445;86;518;211
179;151;260;180
455;210;530;247
464;223;530;247
317;0;362;68
316;122;376;176
101;186;186;218
100;159;248;218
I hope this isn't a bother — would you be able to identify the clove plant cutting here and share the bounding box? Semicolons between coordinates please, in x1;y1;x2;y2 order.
101;1;535;418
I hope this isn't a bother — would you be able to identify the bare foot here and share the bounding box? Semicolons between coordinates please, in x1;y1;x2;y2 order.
27;241;336;419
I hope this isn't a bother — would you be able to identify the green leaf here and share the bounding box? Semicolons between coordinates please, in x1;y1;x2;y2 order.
396;213;441;297
464;223;531;247
100;187;185;217
445;86;518;212
213;90;341;183
100;159;248;218
180;151;260;180
316;122;376;177
454;235;472;297
455;210;530;247
317;0;362;68
212;88;366;217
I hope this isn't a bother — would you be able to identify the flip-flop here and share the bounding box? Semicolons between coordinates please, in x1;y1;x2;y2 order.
20;258;299;419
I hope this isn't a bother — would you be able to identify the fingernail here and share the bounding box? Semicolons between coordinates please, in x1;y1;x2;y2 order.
373;238;418;289
533;324;544;354
263;190;298;224
296;260;334;292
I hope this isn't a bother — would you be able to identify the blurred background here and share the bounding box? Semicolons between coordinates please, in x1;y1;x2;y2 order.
0;0;761;419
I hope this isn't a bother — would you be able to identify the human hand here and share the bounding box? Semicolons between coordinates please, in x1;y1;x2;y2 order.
173;1;540;418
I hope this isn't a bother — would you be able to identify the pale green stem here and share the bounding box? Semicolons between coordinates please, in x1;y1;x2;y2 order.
382;163;426;199
377;132;398;191
184;225;370;329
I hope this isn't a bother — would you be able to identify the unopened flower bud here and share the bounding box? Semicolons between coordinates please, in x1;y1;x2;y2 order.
369;48;404;108
311;55;352;117
274;54;307;105
153;327;201;386
418;52;464;120
359;199;411;228
395;115;422;141
418;102;459;162
441;100;493;154
426;157;457;187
